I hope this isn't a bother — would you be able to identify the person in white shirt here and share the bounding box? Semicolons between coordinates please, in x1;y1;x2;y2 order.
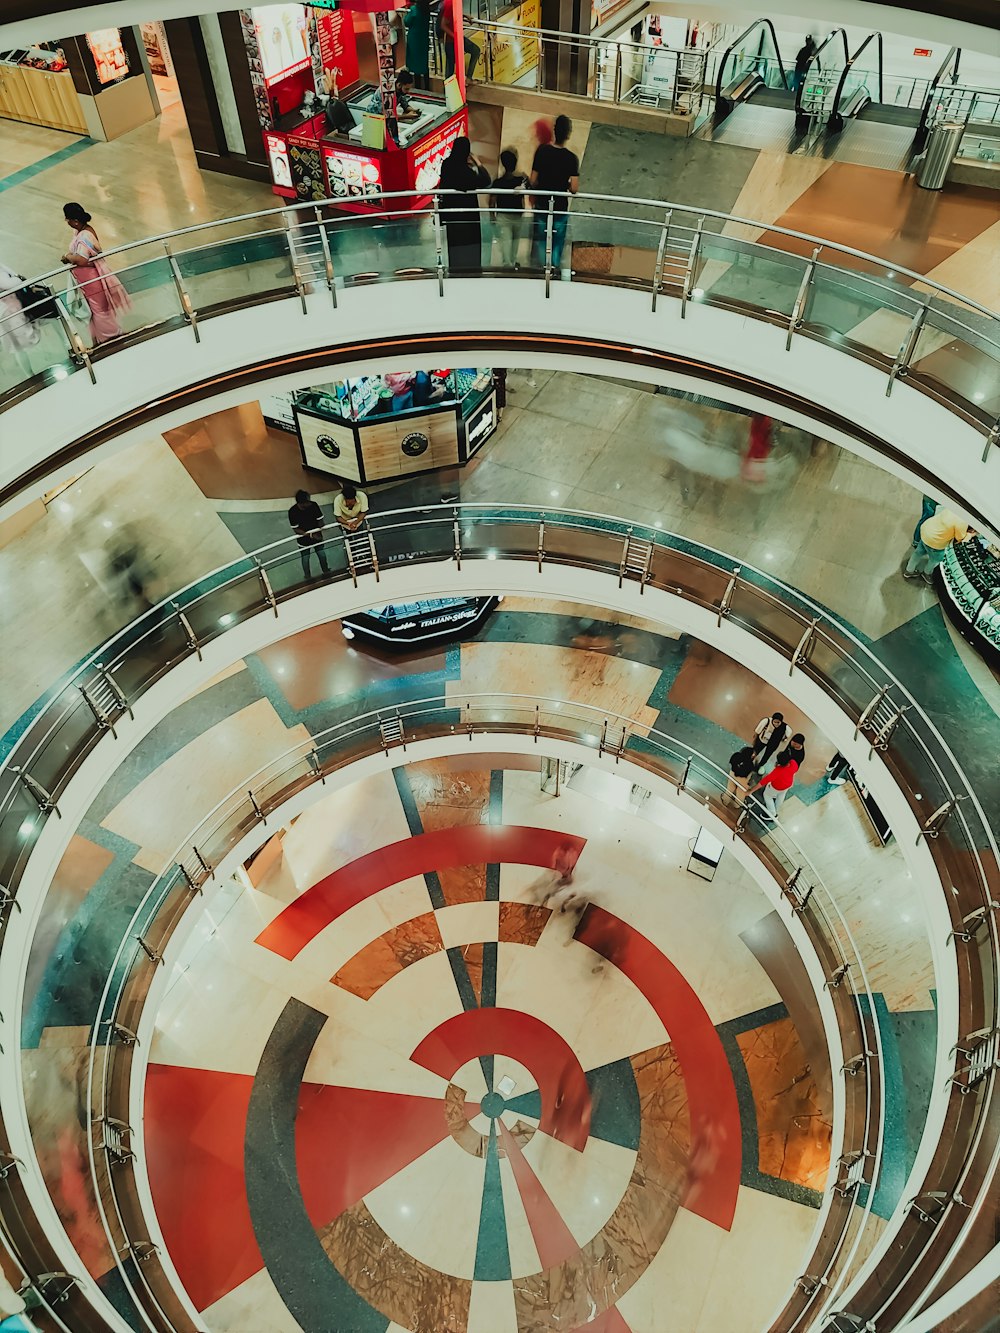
334;482;369;532
751;711;791;775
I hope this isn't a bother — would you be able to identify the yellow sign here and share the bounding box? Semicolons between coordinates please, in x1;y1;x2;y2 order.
361;113;385;149
469;0;541;87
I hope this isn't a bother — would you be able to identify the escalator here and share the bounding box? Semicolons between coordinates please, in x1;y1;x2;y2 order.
828;31;921;134
713;18;791;122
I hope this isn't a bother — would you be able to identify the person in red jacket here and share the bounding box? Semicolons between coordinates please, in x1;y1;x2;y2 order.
749;755;798;821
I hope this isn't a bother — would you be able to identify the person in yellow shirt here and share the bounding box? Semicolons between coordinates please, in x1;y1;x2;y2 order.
904;505;974;584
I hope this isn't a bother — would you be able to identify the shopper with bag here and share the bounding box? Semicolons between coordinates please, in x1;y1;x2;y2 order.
0;261;40;354
60;202;130;345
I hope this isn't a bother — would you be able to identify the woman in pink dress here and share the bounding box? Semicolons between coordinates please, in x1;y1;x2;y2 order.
61;202;130;345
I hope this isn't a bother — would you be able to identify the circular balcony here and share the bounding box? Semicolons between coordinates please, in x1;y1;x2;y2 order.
0;507;996;1331
3;194;999;533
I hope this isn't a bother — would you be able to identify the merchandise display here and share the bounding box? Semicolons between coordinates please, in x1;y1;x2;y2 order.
341;596;500;646
292;368;498;481
940;535;1000;664
254;0;469;209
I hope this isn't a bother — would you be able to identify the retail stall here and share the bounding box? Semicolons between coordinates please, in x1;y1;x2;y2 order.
292;368;498;481
242;0;471;208
939;534;1000;666
341;595;500;646
0;28;157;139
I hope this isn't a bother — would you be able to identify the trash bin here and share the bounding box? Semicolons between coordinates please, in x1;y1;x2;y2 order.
917;121;965;190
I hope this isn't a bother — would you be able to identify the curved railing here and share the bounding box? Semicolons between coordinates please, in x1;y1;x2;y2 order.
0;505;996;1330
2;191;999;515
83;693;880;1333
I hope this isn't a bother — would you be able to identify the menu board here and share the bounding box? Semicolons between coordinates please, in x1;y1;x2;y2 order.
265;132;293;187
412;112;468;194
316;10;359;93
288;136;327;201
85;28;130;85
252;4;311;84
323;143;383;204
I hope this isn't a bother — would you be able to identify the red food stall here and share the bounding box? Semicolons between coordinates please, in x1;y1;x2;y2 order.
246;0;471;212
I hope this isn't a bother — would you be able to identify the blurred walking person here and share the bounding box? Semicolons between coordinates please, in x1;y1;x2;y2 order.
530;114;579;270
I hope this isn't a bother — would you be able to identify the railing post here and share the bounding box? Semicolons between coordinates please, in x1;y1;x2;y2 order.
432;196;445;296
173;604;202;661
677;756;691;792
614;43;622;103
135;935;162;965
717;565;740;625
651;208;672;313
789;618;817;674
680;220;703;318
537;518;545;571
307;749;326;785
13;769;60;819
453;513;462;569
54;298;96;384
163;240;200;343
917;794;965;841
248;789;265;824
786;246;820;350
282;212;309;313
854;684;890;739
887;304;927;395
544;199;555;298
254;556;278;616
981;419;999;464
313;206;338;308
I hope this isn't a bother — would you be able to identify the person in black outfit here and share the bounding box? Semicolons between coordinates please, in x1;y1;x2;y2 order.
288;489;329;580
775;732;806;771
791;35;816;94
490;147;528;267
530;114;579;270
437;136;490;271
725;745;756;807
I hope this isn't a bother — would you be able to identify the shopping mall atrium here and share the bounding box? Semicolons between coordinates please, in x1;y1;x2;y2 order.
0;0;999;1329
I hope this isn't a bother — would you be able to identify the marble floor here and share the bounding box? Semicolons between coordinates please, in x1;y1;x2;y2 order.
18;594;940;1327
138;761;829;1332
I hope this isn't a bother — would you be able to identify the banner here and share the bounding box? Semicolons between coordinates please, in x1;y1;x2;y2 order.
316;10;359;93
467;0;540;87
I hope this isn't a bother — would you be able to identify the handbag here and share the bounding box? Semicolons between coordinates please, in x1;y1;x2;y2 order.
62;282;89;323
15;280;60;321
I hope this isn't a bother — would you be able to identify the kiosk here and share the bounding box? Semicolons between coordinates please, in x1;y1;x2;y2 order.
293;368;498;481
249;0;472;209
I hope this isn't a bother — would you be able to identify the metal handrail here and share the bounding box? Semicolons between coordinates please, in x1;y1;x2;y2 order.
713;15;790;107
794;27;850;124
830;30;884;131
0;506;995;1329
84;691;882;1332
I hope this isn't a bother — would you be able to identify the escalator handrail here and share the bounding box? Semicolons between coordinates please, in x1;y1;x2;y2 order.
916;45;963;142
713;15;789;102
831;30;883;125
794;26;851;120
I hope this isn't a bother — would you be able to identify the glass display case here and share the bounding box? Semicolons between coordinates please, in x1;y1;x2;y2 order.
293;369;498;481
940;535;1000;664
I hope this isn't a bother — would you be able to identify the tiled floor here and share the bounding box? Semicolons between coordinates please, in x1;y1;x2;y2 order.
135;763;829;1331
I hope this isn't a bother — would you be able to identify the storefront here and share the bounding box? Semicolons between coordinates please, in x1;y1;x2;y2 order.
0;28;158;139
282;368;498;481
939;534;1000;667
240;0;471;209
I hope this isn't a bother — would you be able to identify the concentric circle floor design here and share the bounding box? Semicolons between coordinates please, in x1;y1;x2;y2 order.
144;762;834;1333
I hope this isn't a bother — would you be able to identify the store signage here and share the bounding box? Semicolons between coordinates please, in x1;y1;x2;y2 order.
316;9;359;91
323;143;383;202
466;0;540;86
468;406;495;444
297;411;358;477
288;135;327;200
412;112;468;193
252;4;312;85
86;28;130;85
401;431;430;457
913;47;932;57
264;132;292;187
